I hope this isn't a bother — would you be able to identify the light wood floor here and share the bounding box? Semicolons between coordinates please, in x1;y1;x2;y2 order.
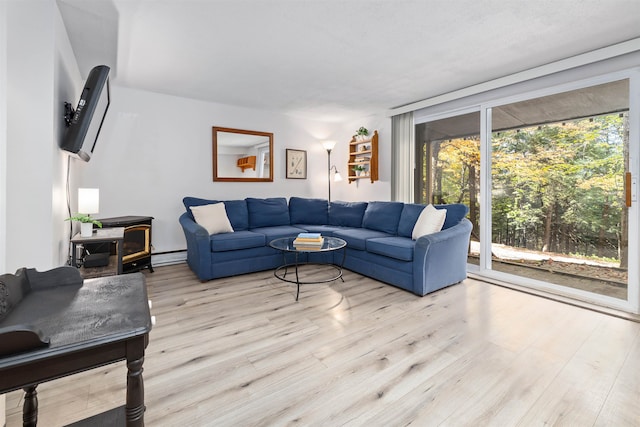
6;263;640;426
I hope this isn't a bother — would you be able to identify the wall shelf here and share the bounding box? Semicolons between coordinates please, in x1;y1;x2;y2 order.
348;130;378;183
237;155;256;172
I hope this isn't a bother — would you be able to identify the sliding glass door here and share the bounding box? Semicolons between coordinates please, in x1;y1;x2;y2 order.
416;75;638;312
490;79;630;302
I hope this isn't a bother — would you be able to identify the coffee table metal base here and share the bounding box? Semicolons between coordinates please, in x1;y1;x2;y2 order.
274;262;344;301
269;237;347;301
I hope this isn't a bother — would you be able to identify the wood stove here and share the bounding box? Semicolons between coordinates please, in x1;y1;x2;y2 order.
86;216;154;273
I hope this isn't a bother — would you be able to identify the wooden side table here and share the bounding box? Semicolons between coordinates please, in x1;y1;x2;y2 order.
0;267;152;426
71;227;125;276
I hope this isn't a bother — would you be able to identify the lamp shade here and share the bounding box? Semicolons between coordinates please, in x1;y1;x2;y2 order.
334;172;343;182
78;188;99;215
322;141;336;151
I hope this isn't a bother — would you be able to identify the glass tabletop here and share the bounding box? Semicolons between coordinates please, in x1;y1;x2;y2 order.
269;236;347;252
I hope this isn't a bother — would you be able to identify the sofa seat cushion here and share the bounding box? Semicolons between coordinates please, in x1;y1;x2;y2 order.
246;197;290;228
250;225;306;242
210;230;265;252
333;228;392;251
366;236;415;262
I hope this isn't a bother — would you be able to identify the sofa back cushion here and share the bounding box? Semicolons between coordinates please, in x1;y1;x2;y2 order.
397;204;424;238
439;203;469;229
246;197;290;228
328;201;367;228
182;197;249;231
289;197;328;225
397;203;469;236
362;201;405;235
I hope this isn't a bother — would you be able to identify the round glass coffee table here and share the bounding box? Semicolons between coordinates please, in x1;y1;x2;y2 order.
269;236;347;301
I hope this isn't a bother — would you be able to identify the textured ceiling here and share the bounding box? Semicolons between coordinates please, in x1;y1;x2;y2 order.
58;0;640;122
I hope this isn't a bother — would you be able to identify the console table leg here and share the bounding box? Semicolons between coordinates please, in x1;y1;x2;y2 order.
126;356;145;426
22;385;38;427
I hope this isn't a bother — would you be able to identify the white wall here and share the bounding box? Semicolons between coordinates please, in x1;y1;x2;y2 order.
76;86;395;256
1;3;7;423
1;0;8;277
332;116;392;203
54;2;84;266
2;2;396;269
6;1;56;272
4;0;81;273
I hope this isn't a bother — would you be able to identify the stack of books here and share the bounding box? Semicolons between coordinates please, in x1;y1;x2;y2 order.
293;232;324;250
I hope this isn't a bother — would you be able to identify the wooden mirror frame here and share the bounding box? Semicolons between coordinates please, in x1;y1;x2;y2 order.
212;127;274;182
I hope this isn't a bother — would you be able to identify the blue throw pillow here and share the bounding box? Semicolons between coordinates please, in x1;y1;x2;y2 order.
289;197;328;225
246;197;290;228
182;197;249;231
362;201;404;235
328;201;367;228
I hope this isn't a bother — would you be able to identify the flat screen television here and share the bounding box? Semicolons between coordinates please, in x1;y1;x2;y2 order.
60;65;110;162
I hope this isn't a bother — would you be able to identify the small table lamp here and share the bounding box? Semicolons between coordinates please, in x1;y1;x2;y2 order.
78;188;99;237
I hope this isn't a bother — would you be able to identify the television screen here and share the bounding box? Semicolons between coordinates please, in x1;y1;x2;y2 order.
60;65;110;162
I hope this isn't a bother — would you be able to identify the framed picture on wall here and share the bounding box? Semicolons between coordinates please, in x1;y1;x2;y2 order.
286;149;307;179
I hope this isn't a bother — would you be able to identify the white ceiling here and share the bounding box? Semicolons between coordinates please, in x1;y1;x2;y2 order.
58;0;640;122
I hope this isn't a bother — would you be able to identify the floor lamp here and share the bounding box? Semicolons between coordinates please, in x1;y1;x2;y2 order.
322;141;342;203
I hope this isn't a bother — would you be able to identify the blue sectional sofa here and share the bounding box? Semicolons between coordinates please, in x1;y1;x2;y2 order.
179;196;472;296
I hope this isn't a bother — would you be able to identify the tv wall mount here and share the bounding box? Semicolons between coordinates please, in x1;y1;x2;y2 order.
63;102;75;127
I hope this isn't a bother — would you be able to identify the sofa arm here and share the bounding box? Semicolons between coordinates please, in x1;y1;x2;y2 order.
413;218;473;295
179;212;212;281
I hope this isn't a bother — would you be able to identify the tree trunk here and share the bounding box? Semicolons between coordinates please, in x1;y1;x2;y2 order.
598;199;609;258
542;203;553;252
431;142;442;204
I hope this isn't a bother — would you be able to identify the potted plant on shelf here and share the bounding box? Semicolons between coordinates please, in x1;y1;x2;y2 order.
355;127;369;142
66;214;103;237
352;165;366;177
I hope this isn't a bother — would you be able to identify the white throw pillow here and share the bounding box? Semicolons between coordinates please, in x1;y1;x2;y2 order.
191;202;234;235
412;204;446;240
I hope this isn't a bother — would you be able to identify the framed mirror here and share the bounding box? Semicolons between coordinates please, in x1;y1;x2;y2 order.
212;127;273;182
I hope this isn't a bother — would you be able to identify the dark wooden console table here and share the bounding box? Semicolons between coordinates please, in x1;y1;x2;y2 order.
0;267;152;426
70;227;125;277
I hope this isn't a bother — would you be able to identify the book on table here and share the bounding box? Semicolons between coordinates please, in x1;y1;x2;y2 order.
293;238;324;247
293;244;323;251
293;233;323;248
298;233;321;238
293;233;324;246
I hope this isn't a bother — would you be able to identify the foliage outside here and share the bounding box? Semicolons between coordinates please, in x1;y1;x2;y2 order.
425;113;627;268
